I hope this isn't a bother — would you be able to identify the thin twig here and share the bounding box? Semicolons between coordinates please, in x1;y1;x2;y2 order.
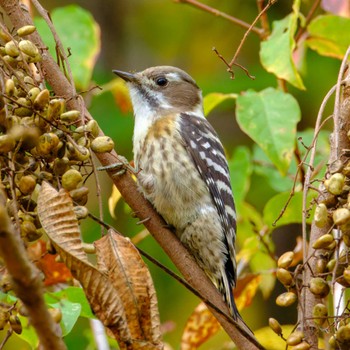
334;47;350;159
294;140;306;187
174;0;264;36
295;0;321;43
0;330;12;350
212;46;255;80
272;162;302;226
30;0;76;92
273;95;335;228
228;0;277;71
302;84;339;261
256;0;270;34
212;0;277;79
90;154;105;236
7;161;21;235
212;47;232;69
257;227;277;262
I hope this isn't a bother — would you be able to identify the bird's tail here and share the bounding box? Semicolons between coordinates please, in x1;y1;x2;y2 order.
219;273;254;336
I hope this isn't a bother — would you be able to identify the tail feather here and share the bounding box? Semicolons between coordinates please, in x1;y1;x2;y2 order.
219;271;238;319
218;272;254;335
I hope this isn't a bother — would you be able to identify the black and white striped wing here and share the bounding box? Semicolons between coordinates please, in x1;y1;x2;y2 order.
179;113;237;284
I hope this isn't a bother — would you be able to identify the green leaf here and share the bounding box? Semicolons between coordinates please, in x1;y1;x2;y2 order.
228;146;252;211
236;88;301;175
260;13;305;89
263;191;317;229
45;286;94;319
203;92;236;116
237;202;265;244
307;15;350;59
253;129;330;192
238;203;276;298
35;5;101;89
250;251;276;299
17;315;39;349
0;291;17;303
50;300;81;336
253;145;295;192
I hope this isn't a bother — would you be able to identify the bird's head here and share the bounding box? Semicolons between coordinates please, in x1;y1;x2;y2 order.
113;66;203;118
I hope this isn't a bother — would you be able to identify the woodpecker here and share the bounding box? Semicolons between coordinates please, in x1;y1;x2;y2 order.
113;66;241;320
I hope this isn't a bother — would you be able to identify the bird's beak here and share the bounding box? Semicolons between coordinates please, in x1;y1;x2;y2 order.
113;70;137;83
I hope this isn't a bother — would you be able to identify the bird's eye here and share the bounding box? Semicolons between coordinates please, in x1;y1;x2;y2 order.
155;77;168;87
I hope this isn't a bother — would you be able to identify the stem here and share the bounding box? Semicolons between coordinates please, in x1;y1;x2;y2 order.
228;0;277;68
256;0;270;34
175;0;264;36
0;192;66;350
295;0;321;43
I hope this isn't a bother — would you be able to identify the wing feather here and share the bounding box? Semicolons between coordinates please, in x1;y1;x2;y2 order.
178;113;237;284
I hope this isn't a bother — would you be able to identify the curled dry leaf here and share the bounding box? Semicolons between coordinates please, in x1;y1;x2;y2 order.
37;182;89;264
180;303;221;350
95;229;162;348
37;182;163;349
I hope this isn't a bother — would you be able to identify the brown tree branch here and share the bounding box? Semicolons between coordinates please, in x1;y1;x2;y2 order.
227;0;277;68
174;0;264;37
211;0;277;79
0;1;263;349
295;0;321;43
302;48;350;349
256;0;270;34
0;191;66;350
302;223;331;349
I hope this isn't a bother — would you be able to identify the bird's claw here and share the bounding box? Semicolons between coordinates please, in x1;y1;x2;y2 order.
97;155;135;176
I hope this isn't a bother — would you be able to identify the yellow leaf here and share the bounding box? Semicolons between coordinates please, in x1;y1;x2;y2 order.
255;325;294;350
181;303;221;350
97;78;133;114
234;275;261;311
108;185;122;219
111;79;133;114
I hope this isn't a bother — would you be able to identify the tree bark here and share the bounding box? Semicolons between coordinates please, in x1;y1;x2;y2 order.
0;192;66;350
303;58;350;349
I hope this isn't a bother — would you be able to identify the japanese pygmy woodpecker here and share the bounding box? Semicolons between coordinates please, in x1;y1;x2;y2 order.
114;66;241;320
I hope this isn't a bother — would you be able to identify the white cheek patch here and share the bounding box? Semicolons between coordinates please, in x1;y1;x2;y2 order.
129;85;155;149
129;85;151;116
156;93;172;110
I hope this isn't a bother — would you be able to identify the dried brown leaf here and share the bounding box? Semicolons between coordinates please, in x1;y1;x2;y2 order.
95;229;162;347
37;182;163;350
37;182;89;264
27;240;73;286
181;303;221;350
